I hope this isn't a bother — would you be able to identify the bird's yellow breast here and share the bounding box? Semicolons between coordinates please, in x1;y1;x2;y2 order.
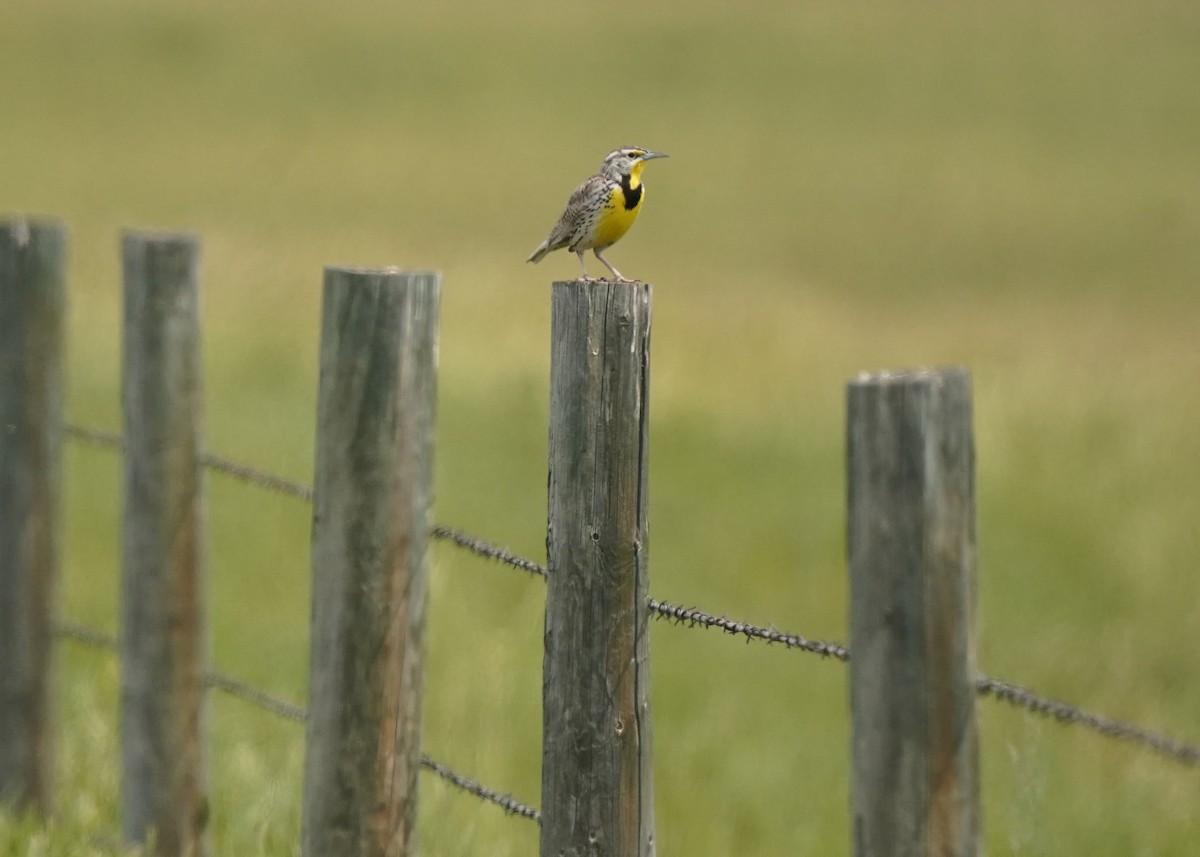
591;183;644;249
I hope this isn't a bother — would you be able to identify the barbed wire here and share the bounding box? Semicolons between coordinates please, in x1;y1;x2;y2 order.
976;676;1200;767
53;620;542;821
206;671;306;723
419;757;541;822
64;424;545;577
642;604;1200;766
646;598;850;660
414;522;1200;768
65;424;314;502
54;621;119;650
60;424;1200;769
431;525;548;578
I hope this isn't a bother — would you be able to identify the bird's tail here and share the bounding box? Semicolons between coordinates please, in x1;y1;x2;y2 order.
527;239;552;264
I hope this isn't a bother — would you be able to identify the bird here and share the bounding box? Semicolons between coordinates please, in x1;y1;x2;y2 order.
527;146;668;282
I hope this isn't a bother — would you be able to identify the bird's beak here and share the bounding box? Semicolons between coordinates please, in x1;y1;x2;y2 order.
639;151;669;161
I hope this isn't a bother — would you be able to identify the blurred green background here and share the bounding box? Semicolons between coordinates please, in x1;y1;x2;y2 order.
3;0;1199;854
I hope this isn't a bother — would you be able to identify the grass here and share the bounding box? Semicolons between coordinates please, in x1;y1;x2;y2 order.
3;0;1199;854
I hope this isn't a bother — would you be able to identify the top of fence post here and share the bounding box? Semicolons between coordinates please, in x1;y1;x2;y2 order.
846;367;980;857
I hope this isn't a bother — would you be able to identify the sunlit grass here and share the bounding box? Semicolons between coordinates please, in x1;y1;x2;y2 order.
4;0;1199;854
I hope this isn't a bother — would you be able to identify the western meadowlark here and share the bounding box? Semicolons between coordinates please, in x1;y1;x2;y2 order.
527;146;668;282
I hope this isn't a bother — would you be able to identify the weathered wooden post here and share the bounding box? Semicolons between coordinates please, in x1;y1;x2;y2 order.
120;232;210;856
302;267;440;857
847;368;981;857
0;219;67;815
543;280;655;857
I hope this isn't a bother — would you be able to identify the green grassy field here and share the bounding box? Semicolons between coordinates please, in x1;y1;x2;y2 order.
3;0;1199;854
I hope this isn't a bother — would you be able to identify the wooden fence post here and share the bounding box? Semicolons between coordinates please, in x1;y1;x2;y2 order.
543;280;655;857
0;219;67;815
120;232;209;857
847;368;981;857
302;267;440;857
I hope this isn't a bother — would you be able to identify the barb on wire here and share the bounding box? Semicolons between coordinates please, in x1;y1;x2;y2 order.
646;598;850;660
53;619;541;820
431;525;548;578
977;675;1200;768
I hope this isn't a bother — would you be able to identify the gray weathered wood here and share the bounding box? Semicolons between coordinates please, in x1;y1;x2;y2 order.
847;368;981;857
120;232;210;857
543;280;655;857
302;267;440;857
0;219;67;815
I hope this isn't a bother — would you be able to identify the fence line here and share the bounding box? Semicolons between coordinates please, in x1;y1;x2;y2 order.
5;222;1188;856
52;595;1200;834
52;621;543;823
58;423;1200;770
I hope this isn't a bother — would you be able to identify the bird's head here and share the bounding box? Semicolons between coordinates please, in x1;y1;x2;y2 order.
599;147;668;183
